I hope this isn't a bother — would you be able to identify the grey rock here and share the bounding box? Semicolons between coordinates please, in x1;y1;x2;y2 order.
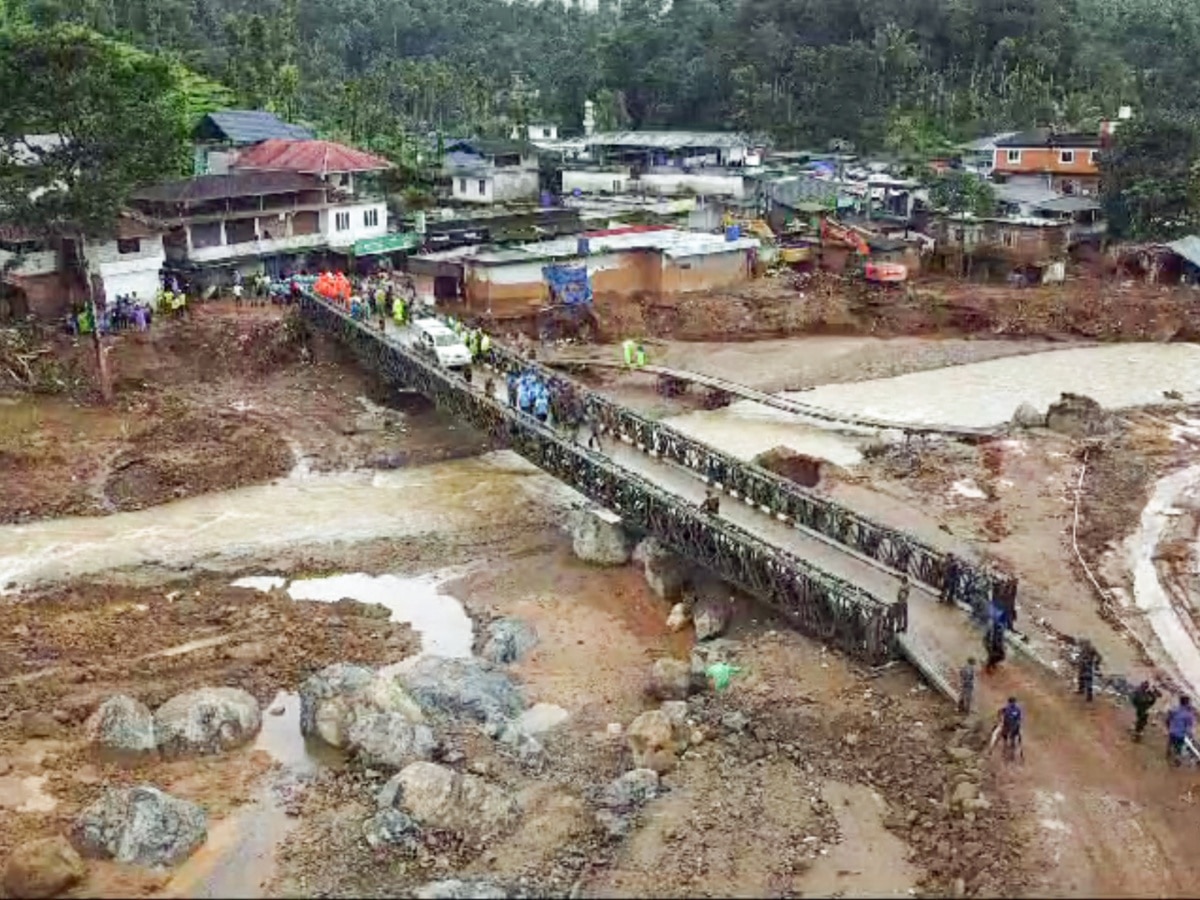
396;762;520;840
346;712;437;769
153;687;261;757
595;808;631;838
693;596;732;641
600;768;660;811
362;808;419;851
413;880;508;900
397;656;524;730
660;701;688;728
299;663;425;750
721;711;749;734
1011;401;1045;428
85;695;157;756
646;658;691;701
1046;392;1114;437
376;773;405;810
570;508;632;566
71;786;206;867
481;618;538;665
633;537;688;600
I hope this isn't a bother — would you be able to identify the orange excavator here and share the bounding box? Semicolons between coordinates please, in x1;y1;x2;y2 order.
819;216;908;284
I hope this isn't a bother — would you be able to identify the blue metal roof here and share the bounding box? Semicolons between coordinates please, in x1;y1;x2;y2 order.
198;110;314;145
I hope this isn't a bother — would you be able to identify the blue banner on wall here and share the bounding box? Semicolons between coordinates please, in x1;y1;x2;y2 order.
543;264;592;306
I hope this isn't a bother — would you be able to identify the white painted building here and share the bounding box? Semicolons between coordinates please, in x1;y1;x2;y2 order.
83;229;166;301
511;123;559;143
445;139;540;205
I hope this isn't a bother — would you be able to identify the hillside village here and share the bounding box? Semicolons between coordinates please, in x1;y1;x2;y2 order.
9;7;1200;900
5;104;1198;333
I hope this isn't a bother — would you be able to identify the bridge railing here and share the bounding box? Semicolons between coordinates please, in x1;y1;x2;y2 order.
301;294;907;665
484;340;1011;612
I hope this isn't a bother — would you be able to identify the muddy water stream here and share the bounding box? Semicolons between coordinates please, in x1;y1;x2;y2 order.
666;343;1200;464
0;451;582;592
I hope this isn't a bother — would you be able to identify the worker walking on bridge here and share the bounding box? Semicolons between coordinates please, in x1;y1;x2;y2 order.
700;488;720;516
636;342;647;367
392;295;406;328
896;574;911;606
1131;680;1161;742
983;616;1006;674
1076;639;1102;703
941;553;961;605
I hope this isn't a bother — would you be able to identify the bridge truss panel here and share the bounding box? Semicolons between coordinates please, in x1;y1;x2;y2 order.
300;295;907;665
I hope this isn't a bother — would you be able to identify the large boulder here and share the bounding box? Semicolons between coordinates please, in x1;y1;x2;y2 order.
3;836;86;899
71;786;207;868
693;596;733;641
299;663;425;751
345;713;437;770
414;881;508;900
85;695;156;756
1011;402;1045;429
1045;392;1114;437
396;762;520;840
626;710;684;774
646;658;691;701
633;537;688;601
480;618;538;665
154;687;261;757
599;768;660;811
571;508;632;566
397;656;524;731
665;602;690;633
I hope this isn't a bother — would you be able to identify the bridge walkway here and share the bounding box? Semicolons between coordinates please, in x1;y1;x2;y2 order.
379;317;980;692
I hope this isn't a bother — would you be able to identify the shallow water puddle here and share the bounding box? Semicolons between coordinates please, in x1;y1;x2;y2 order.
237;569;475;659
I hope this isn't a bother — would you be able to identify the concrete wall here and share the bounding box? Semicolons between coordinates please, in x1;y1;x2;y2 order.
0;246;58;277
84;235;165;302
322;201;388;248
639;172;748;198
562;169;632;194
462;246;752;316
452;169;540;204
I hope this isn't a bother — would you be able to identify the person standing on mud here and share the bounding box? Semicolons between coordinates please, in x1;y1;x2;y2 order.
1131;680;1161;742
959;657;977;715
1166;695;1195;766
1076;640;1103;703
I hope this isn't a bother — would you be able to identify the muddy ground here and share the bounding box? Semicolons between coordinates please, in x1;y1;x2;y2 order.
0;304;490;524
4;301;1200;899
592;271;1200;345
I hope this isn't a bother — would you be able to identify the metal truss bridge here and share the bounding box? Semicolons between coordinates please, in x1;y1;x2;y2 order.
300;294;1016;677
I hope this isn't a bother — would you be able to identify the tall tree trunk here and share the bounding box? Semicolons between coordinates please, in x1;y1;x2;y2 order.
77;235;113;403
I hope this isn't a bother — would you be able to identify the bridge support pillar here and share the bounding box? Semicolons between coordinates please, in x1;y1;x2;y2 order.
571;507;632;567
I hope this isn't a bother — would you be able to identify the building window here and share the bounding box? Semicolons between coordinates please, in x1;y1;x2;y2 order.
458;178;467;194
335;211;350;231
363;208;379;228
1090;149;1099;165
1006;149;1022;164
478;179;487;196
1060;149;1075;164
1002;231;1015;248
116;238;141;255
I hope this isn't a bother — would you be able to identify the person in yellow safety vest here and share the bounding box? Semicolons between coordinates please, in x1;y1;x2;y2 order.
622;338;635;367
392;295;406;326
636;342;646;367
156;289;169;313
480;331;491;365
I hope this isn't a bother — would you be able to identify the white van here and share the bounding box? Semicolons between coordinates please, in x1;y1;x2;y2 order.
411;318;472;371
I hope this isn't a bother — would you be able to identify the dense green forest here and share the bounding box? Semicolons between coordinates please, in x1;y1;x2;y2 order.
6;0;1200;153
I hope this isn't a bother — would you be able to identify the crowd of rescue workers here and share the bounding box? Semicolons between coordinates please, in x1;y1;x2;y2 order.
63;264;1198;772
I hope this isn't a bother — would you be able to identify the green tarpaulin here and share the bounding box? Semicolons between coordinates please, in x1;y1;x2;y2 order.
352;232;421;257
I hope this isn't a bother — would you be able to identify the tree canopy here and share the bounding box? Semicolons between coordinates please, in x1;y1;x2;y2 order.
0;24;212;239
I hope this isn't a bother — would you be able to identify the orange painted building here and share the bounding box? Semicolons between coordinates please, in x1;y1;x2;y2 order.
992;129;1103;195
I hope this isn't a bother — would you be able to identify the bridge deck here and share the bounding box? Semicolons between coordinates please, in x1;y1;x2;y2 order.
319;305;984;682
544;356;997;441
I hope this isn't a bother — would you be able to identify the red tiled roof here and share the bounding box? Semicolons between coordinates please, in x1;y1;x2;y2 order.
231;139;392;175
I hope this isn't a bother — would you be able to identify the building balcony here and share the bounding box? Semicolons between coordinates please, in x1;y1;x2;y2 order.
182;231;327;265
